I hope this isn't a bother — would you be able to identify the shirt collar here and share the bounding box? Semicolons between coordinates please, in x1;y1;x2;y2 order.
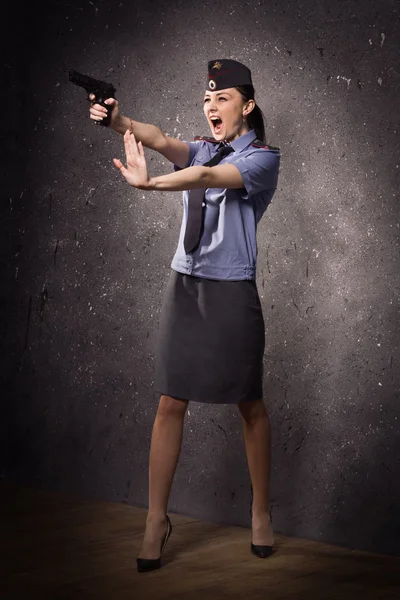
218;129;257;153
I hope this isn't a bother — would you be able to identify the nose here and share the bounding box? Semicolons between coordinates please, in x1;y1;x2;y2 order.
208;100;216;115
207;97;218;112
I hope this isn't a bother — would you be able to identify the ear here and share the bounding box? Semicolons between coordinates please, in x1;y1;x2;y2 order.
243;99;256;116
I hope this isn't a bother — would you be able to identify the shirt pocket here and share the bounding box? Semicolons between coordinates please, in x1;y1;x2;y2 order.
191;153;208;166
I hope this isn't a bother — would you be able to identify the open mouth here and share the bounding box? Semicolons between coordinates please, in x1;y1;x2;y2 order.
210;116;223;134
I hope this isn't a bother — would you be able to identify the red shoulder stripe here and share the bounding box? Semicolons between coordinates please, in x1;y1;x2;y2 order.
194;135;219;143
251;139;280;151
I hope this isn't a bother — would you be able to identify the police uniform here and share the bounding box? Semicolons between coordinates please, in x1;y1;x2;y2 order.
155;60;281;404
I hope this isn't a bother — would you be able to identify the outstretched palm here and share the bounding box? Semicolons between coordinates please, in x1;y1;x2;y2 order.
113;130;150;189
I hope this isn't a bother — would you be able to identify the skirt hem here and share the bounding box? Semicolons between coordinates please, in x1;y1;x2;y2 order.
154;389;263;405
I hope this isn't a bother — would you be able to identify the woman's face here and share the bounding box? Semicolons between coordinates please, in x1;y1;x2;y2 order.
203;87;254;142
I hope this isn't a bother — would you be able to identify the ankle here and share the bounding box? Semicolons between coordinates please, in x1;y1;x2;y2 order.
252;506;271;518
146;511;167;524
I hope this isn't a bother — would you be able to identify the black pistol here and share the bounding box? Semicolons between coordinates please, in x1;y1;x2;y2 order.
68;69;117;127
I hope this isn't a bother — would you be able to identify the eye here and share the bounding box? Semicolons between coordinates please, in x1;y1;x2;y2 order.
219;97;227;101
204;98;210;103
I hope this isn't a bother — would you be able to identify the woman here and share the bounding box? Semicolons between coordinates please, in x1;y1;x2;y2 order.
89;59;280;572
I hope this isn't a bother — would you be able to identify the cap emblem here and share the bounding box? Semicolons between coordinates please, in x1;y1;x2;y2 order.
209;79;217;90
212;61;223;70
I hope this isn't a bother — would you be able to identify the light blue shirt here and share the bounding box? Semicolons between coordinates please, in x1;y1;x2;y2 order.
170;129;280;280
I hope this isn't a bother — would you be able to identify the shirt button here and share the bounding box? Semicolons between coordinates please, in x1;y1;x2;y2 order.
202;202;206;207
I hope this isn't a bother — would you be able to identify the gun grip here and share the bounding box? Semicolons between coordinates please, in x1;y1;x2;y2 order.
98;99;112;127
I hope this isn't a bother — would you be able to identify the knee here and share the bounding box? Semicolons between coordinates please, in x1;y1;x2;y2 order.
238;399;268;424
157;394;188;419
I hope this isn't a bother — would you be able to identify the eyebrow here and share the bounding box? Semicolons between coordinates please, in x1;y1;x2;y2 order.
204;91;231;98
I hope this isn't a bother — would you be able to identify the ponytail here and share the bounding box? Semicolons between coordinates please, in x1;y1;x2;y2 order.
236;85;266;143
247;103;266;144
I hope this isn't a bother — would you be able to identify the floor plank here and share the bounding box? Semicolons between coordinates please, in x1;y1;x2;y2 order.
1;483;399;600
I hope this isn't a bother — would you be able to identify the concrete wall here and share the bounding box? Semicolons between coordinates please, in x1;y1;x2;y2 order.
2;0;399;554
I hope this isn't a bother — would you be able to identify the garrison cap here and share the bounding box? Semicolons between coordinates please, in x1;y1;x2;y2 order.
207;59;253;91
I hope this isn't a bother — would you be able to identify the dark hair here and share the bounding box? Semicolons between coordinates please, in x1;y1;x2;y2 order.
236;85;266;143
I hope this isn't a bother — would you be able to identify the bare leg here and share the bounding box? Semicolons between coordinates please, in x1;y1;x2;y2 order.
238;398;274;545
139;394;188;559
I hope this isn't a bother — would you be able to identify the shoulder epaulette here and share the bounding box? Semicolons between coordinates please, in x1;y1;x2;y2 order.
194;135;219;144
251;139;280;152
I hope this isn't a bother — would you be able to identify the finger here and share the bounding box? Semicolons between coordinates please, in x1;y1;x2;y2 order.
90;108;107;120
124;130;138;160
124;130;132;157
130;131;140;155
113;158;128;176
138;140;145;158
124;128;136;145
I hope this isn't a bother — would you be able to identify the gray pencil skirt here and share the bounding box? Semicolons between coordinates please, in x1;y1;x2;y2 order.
154;269;265;404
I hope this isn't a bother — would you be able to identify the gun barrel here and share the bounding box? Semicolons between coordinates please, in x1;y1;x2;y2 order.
68;69;116;96
69;69;96;88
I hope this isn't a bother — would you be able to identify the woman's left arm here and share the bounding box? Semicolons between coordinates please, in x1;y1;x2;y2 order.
148;163;243;191
113;130;244;192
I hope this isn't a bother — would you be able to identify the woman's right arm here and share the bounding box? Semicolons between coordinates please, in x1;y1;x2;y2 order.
89;94;190;169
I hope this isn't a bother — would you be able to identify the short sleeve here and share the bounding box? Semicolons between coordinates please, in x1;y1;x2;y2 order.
173;141;203;172
233;149;280;197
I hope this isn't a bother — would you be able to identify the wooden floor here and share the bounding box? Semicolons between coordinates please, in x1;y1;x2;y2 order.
1;484;399;600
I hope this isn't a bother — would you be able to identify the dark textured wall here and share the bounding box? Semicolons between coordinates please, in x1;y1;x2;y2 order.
2;0;400;555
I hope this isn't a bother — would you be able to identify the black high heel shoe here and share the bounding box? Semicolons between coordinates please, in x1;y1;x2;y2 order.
250;542;273;558
137;515;172;573
250;495;274;559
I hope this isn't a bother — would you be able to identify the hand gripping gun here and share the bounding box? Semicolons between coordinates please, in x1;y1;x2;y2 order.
68;69;117;127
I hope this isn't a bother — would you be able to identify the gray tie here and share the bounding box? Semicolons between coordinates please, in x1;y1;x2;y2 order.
184;145;234;254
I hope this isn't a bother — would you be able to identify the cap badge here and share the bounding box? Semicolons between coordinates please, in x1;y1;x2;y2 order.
209;79;216;90
212;61;222;70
